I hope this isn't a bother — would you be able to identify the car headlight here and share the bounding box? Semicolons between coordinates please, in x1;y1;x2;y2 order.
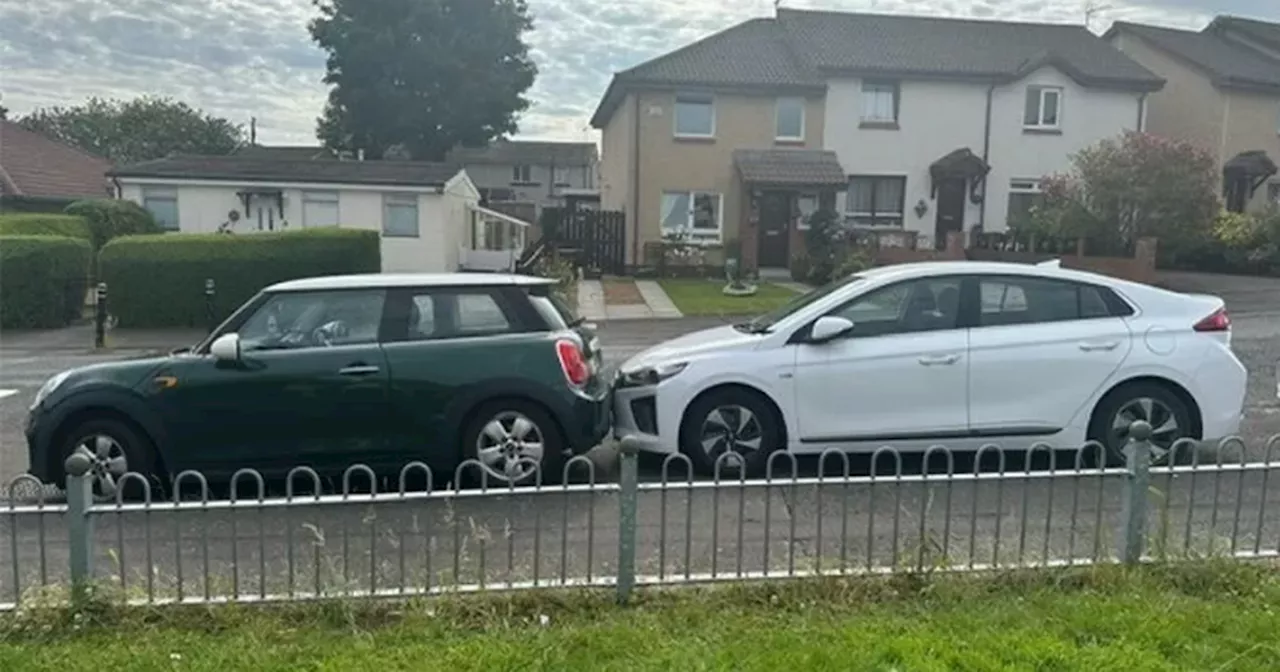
618;362;687;388
31;370;71;410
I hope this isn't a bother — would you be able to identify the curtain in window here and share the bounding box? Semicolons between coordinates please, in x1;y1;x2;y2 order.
660;192;689;232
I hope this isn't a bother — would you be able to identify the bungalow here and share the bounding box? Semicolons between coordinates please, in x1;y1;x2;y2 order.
108;155;532;273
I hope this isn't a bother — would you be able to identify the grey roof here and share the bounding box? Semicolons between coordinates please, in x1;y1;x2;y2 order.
446;140;598;166
1207;15;1280;53
233;145;335;160
109;155;461;187
1108;22;1280;92
733;149;847;186
592;10;1162;127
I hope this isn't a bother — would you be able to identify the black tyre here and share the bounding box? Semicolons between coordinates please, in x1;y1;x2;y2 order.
1088;382;1196;467
460;399;566;487
680;387;784;477
60;417;162;501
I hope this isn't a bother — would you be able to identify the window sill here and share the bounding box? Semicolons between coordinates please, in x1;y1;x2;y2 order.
858;121;900;130
673;135;716;144
510;181;541;187
382;232;420;238
774;137;806;146
1022;127;1062;135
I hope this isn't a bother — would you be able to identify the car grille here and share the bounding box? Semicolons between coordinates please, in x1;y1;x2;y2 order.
630;396;658;435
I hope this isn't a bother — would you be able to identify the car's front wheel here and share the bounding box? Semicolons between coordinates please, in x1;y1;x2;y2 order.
60;417;161;501
680;387;783;477
1088;382;1196;467
461;399;565;487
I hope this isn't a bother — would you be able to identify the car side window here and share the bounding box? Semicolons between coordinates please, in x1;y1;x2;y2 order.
395;289;515;341
830;277;962;337
978;277;1119;327
238;290;385;351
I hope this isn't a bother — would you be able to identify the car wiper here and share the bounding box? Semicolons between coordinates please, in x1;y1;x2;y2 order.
732;321;770;334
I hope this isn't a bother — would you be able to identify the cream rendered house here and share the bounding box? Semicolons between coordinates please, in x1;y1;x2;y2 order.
1106;17;1280;213
592;9;1163;272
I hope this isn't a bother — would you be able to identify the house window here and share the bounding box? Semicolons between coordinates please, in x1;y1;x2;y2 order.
552;165;571;187
382;194;419;237
301;191;339;227
512;165;533;183
846;176;905;227
141;187;179;231
860;81;899;124
796;193;819;230
775;97;805;141
1024;86;1062;129
674;93;714;138
1006;179;1043;228
660;191;722;243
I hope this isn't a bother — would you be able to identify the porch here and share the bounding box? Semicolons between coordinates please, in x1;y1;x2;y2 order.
458;204;532;272
732;149;846;273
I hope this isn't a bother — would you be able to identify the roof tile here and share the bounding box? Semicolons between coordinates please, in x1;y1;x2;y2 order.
0;120;112;199
1111;21;1280;90
733;149;847;186
110;155;461;187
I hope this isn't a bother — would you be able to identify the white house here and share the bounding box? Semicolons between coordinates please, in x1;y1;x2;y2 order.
109;155;531;273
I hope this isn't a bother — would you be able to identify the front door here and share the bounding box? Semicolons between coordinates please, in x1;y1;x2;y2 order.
757;192;791;268
156;289;393;477
793;276;969;443
934;178;966;250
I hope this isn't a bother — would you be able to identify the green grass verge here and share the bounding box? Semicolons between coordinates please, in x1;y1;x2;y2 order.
658;279;802;317
3;563;1279;671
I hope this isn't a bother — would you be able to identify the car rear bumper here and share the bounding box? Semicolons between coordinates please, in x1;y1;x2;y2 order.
560;388;613;454
24;406;56;484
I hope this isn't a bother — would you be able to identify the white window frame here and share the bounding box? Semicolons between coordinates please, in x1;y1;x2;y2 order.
141;186;180;231
301;190;340;228
860;81;899;123
796;193;819;230
1024;86;1063;130
673;94;715;139
775;97;806;141
660;190;723;244
1007;179;1043;226
382;193;420;238
511;165;533;184
845;176;906;228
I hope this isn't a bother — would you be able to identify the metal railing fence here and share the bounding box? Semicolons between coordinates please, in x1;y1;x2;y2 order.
2;422;1277;609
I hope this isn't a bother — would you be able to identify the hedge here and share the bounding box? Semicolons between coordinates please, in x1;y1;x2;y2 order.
64;199;160;251
0;214;92;241
98;229;382;327
0;235;93;328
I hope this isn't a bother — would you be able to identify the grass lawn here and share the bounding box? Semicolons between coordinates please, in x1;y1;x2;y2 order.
4;564;1280;671
658;279;802;317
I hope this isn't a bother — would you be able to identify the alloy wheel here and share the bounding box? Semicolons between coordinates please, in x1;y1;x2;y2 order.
1110;397;1182;463
475;411;545;484
74;434;129;498
699;404;764;472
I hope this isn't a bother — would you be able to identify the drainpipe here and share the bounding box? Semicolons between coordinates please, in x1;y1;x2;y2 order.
978;83;996;232
1136;93;1147;132
630;93;641;268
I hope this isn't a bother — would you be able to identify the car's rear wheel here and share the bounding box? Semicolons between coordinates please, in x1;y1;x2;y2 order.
461;399;565;487
680;387;783;477
1088;382;1195;467
60;417;161;501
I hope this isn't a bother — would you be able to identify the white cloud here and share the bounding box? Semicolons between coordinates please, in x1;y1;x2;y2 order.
0;0;1273;147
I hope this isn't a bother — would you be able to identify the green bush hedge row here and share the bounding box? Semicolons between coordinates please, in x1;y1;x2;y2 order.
0;236;93;328
0;214;92;241
99;229;382;327
64;199;160;251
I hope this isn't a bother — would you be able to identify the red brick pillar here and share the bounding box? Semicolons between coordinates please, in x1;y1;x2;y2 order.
944;231;966;259
1134;237;1158;285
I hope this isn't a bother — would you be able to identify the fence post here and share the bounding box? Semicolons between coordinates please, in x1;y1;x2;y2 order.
204;278;217;333
64;449;95;604
1119;420;1153;565
616;435;641;605
93;282;108;349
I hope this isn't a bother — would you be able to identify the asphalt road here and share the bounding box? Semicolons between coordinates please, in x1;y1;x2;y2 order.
2;311;1280;605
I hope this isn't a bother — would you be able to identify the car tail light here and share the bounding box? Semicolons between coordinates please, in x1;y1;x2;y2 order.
556;339;590;387
1193;307;1230;332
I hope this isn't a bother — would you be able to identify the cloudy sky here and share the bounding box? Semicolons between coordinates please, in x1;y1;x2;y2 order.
1;0;1276;147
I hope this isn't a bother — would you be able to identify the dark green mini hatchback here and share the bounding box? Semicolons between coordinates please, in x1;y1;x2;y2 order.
25;274;611;495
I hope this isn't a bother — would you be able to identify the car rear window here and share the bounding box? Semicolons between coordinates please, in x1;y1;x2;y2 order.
526;284;578;330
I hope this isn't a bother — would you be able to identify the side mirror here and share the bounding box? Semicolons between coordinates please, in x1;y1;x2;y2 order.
808;316;854;344
209;333;242;362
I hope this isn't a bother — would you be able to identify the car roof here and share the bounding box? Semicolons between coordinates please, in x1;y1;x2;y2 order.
858;259;1128;286
266;273;555;292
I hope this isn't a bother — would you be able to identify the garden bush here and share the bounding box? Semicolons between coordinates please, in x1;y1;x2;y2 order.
0;214;92;241
0;235;93;328
64;199;160;251
98;229;381;327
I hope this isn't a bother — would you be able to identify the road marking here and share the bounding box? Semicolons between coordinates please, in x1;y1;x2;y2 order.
0;389;18;401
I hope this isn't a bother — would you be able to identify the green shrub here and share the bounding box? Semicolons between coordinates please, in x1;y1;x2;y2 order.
0;235;93;328
0;214;92;241
99;229;381;327
64;199;160;251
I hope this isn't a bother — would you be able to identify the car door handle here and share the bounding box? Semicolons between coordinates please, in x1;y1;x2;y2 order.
918;354;961;366
338;364;380;376
1078;341;1120;352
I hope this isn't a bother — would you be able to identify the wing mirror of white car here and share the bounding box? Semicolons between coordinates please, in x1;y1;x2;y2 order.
808;316;855;344
209;333;242;362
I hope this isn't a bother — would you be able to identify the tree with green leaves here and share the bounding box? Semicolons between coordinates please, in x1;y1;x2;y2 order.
309;0;537;161
17;97;244;164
